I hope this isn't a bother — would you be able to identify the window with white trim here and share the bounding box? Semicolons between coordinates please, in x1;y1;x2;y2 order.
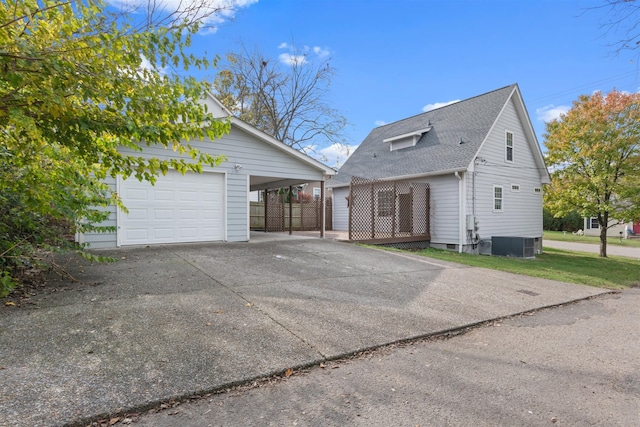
586;217;599;229
313;187;321;200
505;131;513;162
493;186;503;212
511;184;520;192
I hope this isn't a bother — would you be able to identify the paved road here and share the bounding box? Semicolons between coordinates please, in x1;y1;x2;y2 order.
0;235;604;427
135;288;640;427
544;239;640;259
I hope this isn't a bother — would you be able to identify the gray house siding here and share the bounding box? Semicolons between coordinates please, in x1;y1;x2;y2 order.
413;175;459;246
79;175;118;249
472;98;544;243
226;173;247;242
331;174;460;246
332;187;350;231
82;123;329;248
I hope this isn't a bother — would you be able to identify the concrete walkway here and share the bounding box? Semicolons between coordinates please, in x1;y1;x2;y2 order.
543;239;640;259
0;236;606;427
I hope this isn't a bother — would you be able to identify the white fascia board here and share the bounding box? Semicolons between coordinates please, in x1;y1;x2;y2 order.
229;117;335;176
328;167;468;188
382;127;432;143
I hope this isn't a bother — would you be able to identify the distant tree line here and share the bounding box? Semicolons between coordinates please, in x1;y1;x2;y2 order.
543;209;583;232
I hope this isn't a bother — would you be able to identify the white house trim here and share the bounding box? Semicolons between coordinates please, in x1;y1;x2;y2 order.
330;167;468;189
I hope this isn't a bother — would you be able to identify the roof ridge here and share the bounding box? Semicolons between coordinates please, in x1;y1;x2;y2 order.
375;83;517;129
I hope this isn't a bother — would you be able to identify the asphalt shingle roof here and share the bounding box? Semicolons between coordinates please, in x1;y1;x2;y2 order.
330;84;517;187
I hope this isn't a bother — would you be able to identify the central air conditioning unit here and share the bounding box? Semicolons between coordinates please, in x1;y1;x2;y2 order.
478;239;492;255
491;236;535;259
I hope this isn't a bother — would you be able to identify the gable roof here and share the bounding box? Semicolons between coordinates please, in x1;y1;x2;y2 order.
329;84;548;187
203;92;335;176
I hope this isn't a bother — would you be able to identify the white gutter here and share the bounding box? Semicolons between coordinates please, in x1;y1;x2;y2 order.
455;171;464;253
329;167;468;189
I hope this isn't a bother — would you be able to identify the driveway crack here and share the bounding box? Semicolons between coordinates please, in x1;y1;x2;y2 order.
175;251;327;360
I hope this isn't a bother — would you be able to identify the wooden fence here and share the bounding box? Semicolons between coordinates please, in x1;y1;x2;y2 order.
250;199;332;231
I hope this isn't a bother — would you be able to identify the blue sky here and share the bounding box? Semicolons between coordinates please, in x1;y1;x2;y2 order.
177;0;640;165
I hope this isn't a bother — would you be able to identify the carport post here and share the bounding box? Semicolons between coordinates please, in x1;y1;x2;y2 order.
289;185;293;235
320;181;325;238
264;189;268;232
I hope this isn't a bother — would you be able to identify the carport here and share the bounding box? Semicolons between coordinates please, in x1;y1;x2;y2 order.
79;94;335;249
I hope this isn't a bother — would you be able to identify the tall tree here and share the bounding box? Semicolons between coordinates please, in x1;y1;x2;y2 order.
212;44;347;153
544;89;640;257
0;0;232;294
592;0;640;53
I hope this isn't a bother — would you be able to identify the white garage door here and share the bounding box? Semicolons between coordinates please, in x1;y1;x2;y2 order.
119;170;225;246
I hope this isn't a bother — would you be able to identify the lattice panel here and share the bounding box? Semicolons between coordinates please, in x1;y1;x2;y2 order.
265;191;285;232
298;198;332;231
348;177;430;242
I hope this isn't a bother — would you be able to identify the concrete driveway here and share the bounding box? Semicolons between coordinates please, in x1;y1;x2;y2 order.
0;234;606;427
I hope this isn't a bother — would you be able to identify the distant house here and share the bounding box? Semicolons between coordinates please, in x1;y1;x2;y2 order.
583;218;639;238
79;94;335;248
328;84;551;256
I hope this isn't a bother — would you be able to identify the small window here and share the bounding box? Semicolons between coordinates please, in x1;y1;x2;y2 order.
377;190;393;217
313;187;321;200
493;185;503;212
587;217;599;229
511;184;520;192
505;131;513;162
534;187;542;194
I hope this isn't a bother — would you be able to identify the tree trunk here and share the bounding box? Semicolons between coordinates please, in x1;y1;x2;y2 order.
599;224;608;257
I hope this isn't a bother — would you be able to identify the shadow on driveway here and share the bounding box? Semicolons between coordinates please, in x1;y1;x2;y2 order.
0;236;606;426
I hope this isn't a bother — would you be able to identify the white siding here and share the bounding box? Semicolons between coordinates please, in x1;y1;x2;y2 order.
331;174;460;245
226;174;248;242
472;98;544;241
332;187;350;231
83;124;327;248
415;174;459;245
80;176;117;249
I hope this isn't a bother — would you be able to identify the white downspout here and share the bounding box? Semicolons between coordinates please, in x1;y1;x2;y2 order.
455;171;464;253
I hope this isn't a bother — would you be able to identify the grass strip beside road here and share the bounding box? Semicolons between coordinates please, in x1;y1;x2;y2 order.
544;230;640;248
412;247;640;290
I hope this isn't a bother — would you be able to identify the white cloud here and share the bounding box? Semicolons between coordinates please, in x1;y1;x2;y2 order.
109;0;257;30
422;99;460;112
312;46;330;58
374;120;387;127
277;42;331;66
536;104;570;122
278;53;307;66
318;143;358;168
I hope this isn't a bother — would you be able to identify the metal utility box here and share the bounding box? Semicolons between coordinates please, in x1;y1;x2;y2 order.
491;236;535;258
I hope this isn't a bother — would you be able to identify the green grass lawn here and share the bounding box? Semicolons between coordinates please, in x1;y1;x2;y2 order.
544;230;640;248
412;247;640;290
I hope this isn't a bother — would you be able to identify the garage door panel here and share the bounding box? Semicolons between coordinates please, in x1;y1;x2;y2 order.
179;228;198;238
154;228;175;239
153;209;174;220
125;229;149;241
127;208;149;220
125;188;149;201
179;209;198;220
179;191;198;202
153;190;174;201
120;171;224;245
